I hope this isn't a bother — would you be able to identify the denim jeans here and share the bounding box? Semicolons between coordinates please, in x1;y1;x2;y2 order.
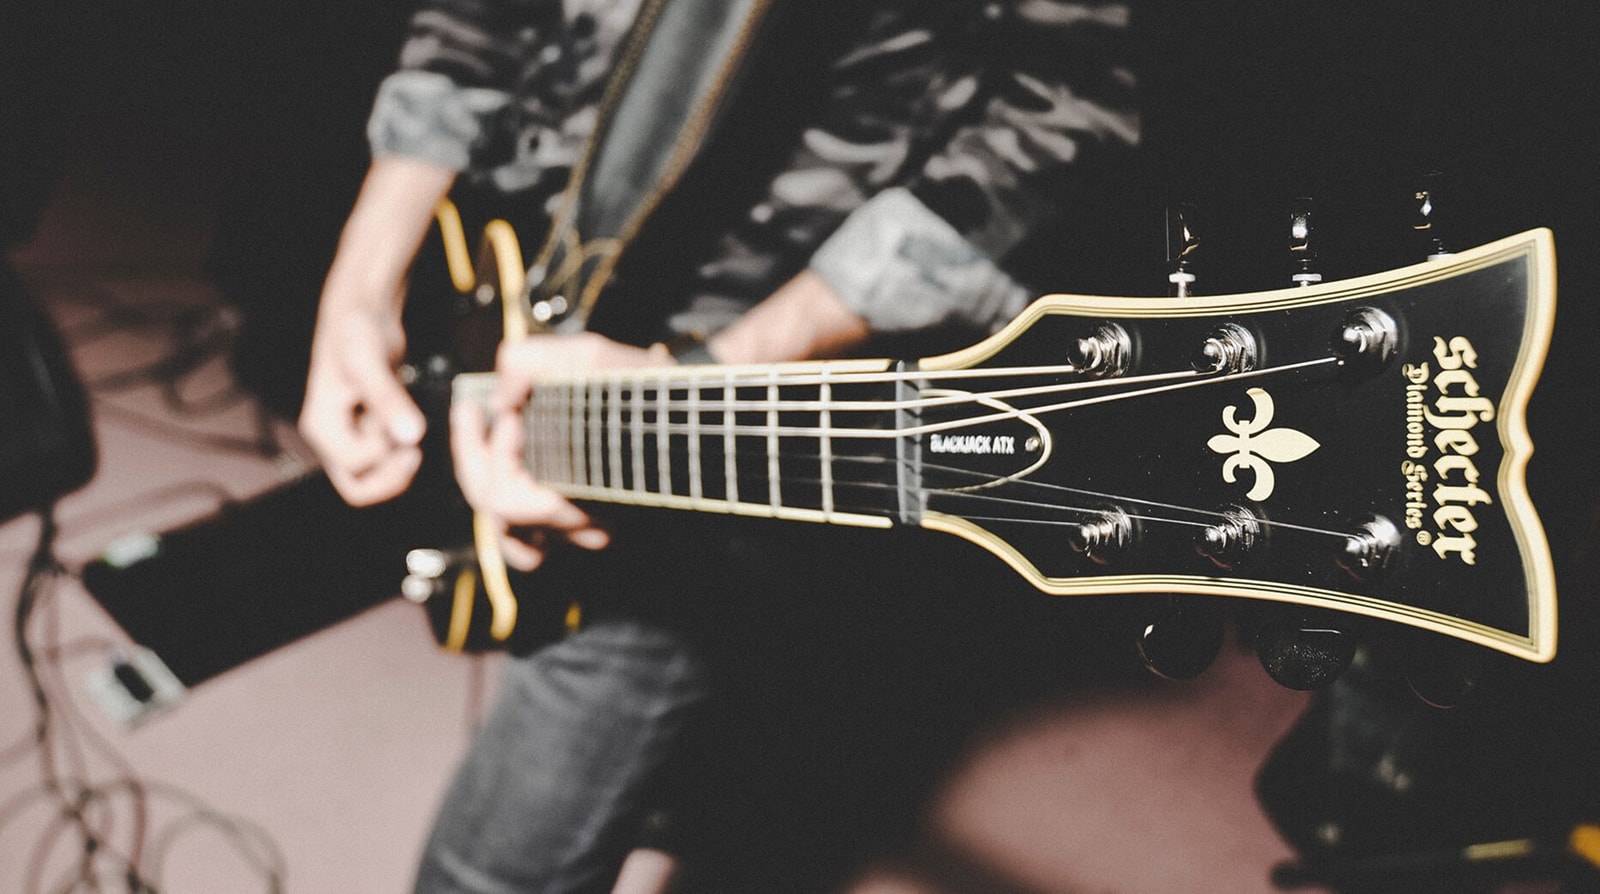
412;618;712;894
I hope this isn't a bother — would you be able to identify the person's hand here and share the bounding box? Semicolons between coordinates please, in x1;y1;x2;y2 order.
298;302;426;506
450;333;670;570
296;156;455;506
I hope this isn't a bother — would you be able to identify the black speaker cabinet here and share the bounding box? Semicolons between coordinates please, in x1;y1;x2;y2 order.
0;258;96;521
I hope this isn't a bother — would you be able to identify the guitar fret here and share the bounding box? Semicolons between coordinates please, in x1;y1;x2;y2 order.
608;374;624;490
569;382;585;487
687;369;703;501
723;368;738;506
766;372;781;510
656;373;671;497
556;382;571;486
630;375;646;494
588;379;604;489
545;388;558;483
534;385;553;482
820;372;833;520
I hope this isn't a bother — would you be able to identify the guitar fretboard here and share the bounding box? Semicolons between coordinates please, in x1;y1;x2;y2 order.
455;360;907;529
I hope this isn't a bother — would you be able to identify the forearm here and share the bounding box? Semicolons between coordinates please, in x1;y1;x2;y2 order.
699;189;1022;365
808;187;1030;337
318;156;457;322
703;270;871;365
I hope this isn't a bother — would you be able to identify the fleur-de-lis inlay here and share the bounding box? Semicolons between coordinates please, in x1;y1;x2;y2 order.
1207;388;1320;501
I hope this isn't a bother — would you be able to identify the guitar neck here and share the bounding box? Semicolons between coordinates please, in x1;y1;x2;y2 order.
454;358;915;531
443;229;1562;665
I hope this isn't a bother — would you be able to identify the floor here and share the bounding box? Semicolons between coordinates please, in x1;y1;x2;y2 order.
0;101;1314;894
0;153;495;892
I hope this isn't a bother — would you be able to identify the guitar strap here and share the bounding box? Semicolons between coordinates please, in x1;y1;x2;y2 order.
527;0;775;335
445;0;774;648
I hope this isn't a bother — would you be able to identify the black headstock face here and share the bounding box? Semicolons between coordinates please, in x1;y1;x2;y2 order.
914;229;1556;661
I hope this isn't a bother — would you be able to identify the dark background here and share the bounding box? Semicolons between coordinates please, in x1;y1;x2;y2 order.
7;0;1600;885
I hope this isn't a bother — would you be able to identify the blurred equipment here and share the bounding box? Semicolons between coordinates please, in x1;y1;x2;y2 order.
79;471;467;699
1272;823;1600;892
0;258;96;522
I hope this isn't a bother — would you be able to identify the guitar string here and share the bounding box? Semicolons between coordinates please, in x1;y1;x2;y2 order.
548;446;1357;544
908;459;1352;540
540;361;1098;389
521;355;1350;539
556;365;1203;414
527;355;1339;442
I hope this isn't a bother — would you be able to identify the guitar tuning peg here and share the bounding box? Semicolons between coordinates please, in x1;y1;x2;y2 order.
1288;197;1322;287
1166;202;1200;297
1412;170;1453;261
1254;609;1356;690
1136;595;1226;680
1397;632;1486;709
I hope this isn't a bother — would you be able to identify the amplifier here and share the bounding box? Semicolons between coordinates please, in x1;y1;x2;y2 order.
80;470;470;693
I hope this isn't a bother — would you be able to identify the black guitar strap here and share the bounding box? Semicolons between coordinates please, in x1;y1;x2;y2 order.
528;0;774;334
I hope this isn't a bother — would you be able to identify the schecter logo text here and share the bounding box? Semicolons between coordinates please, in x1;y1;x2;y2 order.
1400;336;1494;565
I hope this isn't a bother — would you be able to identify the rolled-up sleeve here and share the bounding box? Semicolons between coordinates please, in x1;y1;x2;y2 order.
364;0;620;191
800;1;1139;336
809;187;1029;334
368;70;515;173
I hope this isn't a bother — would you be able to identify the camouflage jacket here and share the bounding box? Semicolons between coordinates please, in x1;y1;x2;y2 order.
369;0;1139;344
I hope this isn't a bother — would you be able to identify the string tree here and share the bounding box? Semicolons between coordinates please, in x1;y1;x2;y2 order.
1288;196;1322;287
1166;202;1201;297
1411;170;1453;261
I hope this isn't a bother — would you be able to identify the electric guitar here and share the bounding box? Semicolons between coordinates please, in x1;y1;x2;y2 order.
414;213;1558;666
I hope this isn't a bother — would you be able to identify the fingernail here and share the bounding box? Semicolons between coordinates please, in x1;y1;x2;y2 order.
570;529;610;550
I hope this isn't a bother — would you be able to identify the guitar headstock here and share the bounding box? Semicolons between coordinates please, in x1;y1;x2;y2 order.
911;228;1557;662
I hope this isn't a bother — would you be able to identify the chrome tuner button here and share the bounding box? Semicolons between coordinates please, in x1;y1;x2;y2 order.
1069;506;1133;565
404;547;472;604
1196;505;1263;570
1067;322;1131;378
1338;514;1402;580
406;548;452;579
401;574;442;604
1191;323;1257;374
1331;307;1398;372
531;293;572;325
